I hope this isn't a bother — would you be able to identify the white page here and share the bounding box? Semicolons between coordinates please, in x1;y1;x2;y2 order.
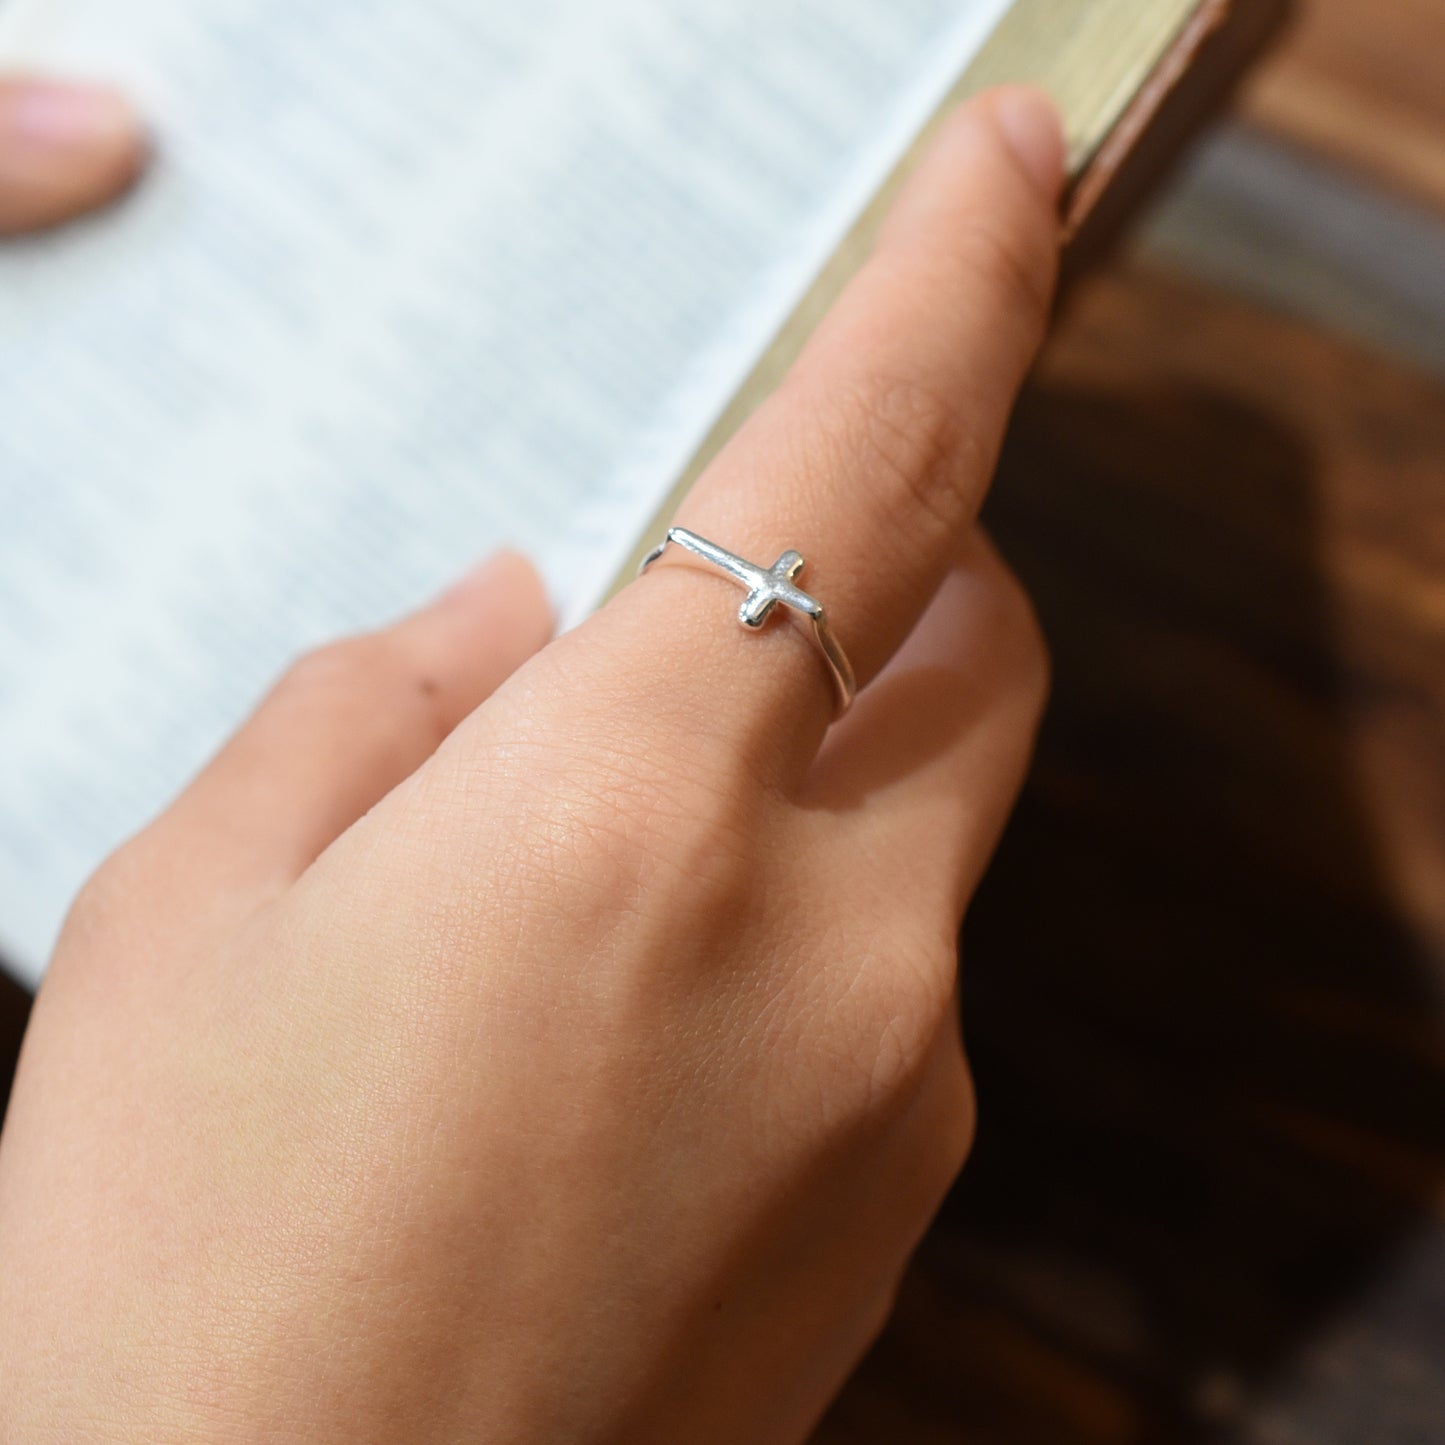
0;0;1008;986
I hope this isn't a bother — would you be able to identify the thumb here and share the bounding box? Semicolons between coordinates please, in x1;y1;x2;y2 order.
0;75;147;236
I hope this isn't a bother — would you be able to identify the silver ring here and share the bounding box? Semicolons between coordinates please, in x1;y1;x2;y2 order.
638;526;857;715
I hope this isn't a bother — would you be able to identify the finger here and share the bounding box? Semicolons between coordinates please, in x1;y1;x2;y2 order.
583;86;1063;780
0;76;147;236
802;530;1048;926
149;553;553;896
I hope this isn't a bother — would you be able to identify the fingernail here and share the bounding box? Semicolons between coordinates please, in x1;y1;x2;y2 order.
990;86;1065;199
3;80;138;150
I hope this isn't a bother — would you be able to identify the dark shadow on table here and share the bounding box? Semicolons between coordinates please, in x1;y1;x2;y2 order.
818;363;1445;1441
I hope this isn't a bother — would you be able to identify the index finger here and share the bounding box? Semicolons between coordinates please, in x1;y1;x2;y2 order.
579;87;1063;780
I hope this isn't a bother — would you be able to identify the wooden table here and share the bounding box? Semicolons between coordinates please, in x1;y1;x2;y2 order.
4;3;1443;1439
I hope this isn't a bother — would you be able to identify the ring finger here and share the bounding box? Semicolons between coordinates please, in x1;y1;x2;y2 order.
575;86;1063;787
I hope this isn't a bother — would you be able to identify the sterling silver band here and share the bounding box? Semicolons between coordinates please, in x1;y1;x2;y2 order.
638;526;857;716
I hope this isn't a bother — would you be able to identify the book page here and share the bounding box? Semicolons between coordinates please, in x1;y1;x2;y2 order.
0;0;1009;985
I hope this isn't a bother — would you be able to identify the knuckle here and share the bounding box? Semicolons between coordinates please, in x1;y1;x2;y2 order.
276;634;451;747
65;866;121;937
278;635;388;696
802;932;977;1192
864;961;976;1185
864;1007;937;1114
60;836;154;944
837;932;962;1116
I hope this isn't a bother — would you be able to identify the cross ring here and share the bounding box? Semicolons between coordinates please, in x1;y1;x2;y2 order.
638;526;857;715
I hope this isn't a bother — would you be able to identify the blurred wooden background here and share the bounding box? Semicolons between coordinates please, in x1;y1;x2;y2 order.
817;1;1445;1440
1;3;1441;1442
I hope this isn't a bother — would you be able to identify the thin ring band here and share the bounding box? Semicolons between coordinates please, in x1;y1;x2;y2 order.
638;527;857;716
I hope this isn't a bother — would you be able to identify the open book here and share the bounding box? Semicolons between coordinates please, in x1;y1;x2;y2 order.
0;0;1224;986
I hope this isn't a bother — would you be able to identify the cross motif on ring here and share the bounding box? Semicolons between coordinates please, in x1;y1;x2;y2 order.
642;528;824;630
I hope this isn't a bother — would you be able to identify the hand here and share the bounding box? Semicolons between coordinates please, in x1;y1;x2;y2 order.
0;88;1063;1443
0;74;146;235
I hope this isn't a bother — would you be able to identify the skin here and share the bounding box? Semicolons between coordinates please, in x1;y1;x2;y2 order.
0;75;147;235
0;87;1063;1443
